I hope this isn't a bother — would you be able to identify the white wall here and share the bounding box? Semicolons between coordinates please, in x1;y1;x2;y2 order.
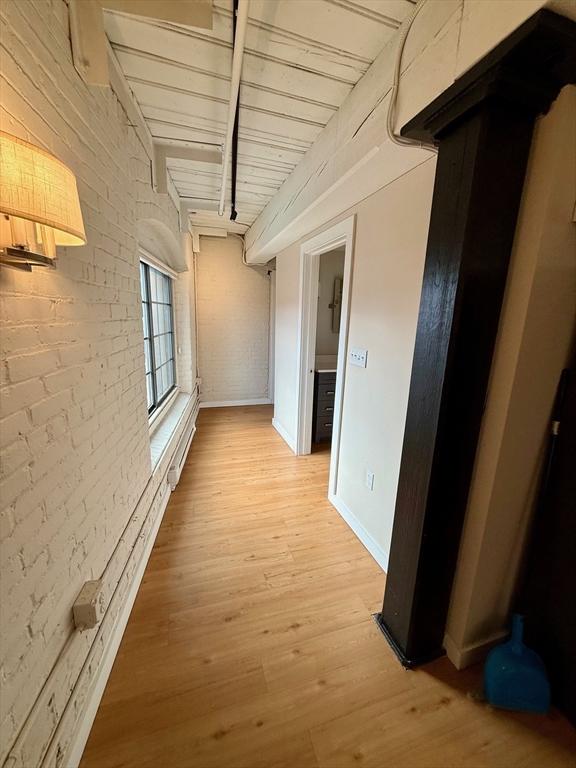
273;252;301;448
196;236;271;405
273;160;436;566
445;85;576;667
0;1;196;764
173;234;197;394
316;248;345;357
273;85;575;667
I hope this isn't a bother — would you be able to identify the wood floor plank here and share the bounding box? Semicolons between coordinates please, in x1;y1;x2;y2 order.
81;406;576;768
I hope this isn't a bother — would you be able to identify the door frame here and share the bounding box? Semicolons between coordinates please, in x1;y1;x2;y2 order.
268;269;276;403
296;215;355;496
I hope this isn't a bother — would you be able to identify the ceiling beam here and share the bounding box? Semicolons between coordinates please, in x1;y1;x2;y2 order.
101;0;213;28
107;40;154;159
70;0;109;86
69;0;213;87
153;144;222;194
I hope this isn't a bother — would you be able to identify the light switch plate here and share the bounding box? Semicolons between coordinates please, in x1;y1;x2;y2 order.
350;348;368;368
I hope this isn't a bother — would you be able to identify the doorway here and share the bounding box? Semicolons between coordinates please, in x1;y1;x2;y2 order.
296;216;355;497
311;246;345;451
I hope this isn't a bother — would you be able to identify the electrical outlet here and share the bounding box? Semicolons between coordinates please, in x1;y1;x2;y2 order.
365;470;375;491
73;580;104;630
350;348;368;368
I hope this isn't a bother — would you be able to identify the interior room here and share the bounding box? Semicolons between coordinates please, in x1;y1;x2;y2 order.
0;2;575;767
312;247;344;450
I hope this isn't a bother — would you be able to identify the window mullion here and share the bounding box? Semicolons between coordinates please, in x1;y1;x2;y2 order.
167;278;176;381
145;264;158;411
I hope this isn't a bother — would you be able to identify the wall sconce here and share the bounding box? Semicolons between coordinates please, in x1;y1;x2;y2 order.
0;132;86;271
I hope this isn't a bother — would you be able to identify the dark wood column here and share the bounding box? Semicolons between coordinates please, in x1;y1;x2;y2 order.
376;10;576;667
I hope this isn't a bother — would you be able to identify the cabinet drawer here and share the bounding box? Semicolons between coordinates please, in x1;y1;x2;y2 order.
314;421;333;442
317;382;336;400
316;402;335;417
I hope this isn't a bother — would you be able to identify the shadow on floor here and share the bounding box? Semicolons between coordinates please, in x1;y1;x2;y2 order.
418;656;576;755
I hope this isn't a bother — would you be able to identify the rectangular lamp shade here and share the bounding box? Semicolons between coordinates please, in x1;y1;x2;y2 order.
0;131;86;246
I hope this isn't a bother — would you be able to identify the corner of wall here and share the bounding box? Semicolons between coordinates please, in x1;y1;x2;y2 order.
272;417;297;454
329;494;389;573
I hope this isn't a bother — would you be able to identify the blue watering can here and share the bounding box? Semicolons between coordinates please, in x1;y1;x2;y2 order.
484;613;551;714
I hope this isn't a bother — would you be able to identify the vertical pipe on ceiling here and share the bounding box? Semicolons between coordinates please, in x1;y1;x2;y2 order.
230;0;240;221
218;0;248;217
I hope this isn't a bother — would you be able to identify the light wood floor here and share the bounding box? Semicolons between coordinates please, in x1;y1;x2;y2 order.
81;406;576;768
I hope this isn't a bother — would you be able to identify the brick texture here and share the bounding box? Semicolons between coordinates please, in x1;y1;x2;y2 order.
0;1;195;764
196;236;270;403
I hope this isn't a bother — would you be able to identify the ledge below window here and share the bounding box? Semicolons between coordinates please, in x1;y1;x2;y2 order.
149;386;179;434
150;391;193;468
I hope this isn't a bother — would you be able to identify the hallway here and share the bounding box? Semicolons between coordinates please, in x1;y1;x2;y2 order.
81;407;576;768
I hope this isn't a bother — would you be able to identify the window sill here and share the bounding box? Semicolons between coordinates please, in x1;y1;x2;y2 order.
149;391;192;469
149;387;179;436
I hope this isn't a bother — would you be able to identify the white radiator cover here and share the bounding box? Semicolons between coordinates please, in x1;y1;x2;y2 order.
167;397;199;490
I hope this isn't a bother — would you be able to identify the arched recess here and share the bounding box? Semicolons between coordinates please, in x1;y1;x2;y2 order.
135;218;187;273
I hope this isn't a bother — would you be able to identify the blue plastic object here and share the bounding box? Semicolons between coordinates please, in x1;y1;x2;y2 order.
484;614;551;714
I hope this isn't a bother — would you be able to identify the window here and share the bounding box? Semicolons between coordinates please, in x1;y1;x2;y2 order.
140;260;176;415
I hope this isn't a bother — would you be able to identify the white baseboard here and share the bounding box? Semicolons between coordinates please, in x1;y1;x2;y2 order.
443;629;508;670
65;486;171;768
328;493;389;572
272;417;296;453
200;398;273;408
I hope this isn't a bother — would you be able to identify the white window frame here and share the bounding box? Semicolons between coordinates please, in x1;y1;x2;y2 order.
139;248;180;430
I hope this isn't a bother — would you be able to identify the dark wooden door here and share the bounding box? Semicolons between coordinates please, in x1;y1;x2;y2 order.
522;368;576;726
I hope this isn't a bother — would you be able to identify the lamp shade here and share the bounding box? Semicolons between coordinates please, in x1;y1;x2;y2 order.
0;131;86;246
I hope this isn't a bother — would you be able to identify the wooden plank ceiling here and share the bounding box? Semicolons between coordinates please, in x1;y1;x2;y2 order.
104;0;415;233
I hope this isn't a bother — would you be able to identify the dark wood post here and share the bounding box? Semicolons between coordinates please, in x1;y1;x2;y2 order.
376;10;576;667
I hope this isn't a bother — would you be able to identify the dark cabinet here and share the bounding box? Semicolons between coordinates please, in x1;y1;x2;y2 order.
313;372;336;443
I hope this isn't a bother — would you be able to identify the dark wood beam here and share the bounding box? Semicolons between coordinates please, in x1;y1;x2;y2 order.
376;9;576;667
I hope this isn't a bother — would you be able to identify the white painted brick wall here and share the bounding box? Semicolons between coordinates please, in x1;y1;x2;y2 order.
173;241;197;394
0;1;195;764
196;237;270;403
